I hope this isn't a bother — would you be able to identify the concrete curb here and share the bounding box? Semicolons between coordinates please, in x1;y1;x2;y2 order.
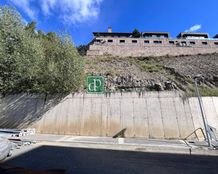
35;140;218;157
16;134;218;156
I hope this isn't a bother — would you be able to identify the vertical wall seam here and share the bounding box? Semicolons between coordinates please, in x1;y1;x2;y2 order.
172;97;181;138
132;99;135;137
212;97;218;119
158;94;165;139
145;97;149;139
188;98;198;131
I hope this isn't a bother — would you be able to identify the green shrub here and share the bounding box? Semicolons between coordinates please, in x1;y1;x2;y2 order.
0;6;84;94
132;29;141;38
135;60;163;72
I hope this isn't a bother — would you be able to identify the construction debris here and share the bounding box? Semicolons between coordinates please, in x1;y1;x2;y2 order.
0;128;36;162
0;128;35;138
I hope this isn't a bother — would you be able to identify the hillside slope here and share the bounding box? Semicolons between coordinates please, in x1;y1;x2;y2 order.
85;53;218;96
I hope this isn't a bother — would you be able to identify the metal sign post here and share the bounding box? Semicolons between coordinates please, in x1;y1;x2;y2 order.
194;77;212;147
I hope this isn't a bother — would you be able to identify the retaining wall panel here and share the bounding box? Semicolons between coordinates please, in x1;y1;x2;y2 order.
0;93;218;140
147;97;164;138
159;97;180;139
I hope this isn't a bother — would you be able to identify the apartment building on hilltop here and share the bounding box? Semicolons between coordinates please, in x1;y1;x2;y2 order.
87;27;218;57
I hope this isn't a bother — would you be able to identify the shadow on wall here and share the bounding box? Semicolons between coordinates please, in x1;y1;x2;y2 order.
0;93;68;129
2;145;218;174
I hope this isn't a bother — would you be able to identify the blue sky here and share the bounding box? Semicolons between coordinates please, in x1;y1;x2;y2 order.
1;0;218;46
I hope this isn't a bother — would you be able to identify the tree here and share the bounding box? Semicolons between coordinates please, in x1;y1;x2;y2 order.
0;6;84;94
0;6;44;93
38;33;84;93
77;45;89;56
25;21;37;37
132;29;141;38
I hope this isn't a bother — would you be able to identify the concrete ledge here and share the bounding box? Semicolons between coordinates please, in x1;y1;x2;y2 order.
18;134;218;156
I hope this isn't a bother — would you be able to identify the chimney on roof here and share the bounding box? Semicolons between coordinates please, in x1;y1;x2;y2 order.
108;27;112;33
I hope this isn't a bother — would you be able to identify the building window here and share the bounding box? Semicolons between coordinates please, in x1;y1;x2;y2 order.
214;42;218;45
202;42;208;45
154;40;162;44
180;41;187;46
190;41;195;45
169;41;175;44
95;39;101;43
160;35;166;38
120;40;125;43
144;40;149;44
132;40;137;43
108;39;113;43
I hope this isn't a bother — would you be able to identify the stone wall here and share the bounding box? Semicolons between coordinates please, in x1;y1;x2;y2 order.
0;92;218;139
87;37;218;57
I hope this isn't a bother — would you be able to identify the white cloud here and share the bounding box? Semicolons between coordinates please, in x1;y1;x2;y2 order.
41;0;57;16
185;24;201;32
41;0;103;24
10;0;103;24
10;0;37;20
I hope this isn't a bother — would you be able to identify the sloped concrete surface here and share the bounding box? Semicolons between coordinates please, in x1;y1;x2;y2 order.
0;137;11;161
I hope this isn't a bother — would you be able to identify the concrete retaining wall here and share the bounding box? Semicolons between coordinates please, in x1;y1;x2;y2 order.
0;92;217;139
87;37;218;57
87;44;218;57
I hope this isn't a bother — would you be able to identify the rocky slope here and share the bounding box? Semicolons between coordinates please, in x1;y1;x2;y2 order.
85;53;218;96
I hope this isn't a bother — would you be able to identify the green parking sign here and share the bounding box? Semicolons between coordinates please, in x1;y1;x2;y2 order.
87;76;104;93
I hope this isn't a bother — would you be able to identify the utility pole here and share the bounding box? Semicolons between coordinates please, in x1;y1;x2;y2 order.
194;75;212;147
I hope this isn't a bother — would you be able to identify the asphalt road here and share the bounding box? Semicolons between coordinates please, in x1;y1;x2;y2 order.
1;145;218;174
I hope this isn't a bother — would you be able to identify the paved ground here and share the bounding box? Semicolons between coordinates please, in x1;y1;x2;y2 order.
16;134;218;155
20;134;188;147
1;134;218;174
1;142;218;174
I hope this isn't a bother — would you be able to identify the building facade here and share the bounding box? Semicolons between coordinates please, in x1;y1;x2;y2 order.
87;28;218;57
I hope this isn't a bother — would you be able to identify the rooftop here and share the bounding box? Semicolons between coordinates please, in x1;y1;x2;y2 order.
92;28;217;40
93;32;133;37
177;32;209;39
142;32;170;38
93;31;170;38
214;34;218;38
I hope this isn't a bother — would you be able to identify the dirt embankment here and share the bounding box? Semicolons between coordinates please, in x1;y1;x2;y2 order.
85;53;218;96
